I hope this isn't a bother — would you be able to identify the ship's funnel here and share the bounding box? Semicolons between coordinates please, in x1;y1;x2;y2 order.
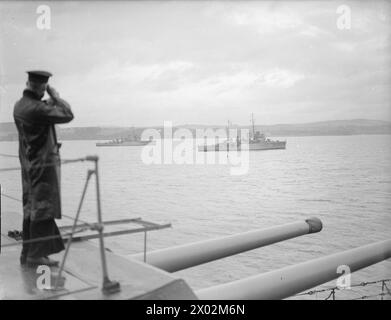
196;239;391;300
131;218;322;272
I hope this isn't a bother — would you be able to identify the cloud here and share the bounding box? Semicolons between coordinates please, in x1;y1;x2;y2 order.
258;69;305;88
227;9;303;33
0;1;390;126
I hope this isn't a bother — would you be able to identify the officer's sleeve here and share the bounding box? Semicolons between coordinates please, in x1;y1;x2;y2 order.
33;97;74;125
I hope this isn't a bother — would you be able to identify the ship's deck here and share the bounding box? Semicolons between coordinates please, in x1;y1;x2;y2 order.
0;211;197;300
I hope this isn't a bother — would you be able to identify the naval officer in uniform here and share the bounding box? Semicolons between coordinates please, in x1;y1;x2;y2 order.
13;71;74;266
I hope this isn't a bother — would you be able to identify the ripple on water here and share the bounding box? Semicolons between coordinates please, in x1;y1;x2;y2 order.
1;135;390;299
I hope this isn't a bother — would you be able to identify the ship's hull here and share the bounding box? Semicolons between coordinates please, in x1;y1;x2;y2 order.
198;140;286;152
249;140;286;150
96;141;151;146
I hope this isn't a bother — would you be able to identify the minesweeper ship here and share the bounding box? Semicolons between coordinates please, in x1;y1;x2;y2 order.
96;138;150;147
96;131;151;146
198;114;286;152
1;156;390;300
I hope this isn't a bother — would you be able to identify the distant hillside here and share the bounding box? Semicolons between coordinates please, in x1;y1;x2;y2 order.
174;119;391;137
255;119;391;136
1;119;390;141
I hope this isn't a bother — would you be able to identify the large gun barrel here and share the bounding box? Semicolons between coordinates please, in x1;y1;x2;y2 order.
196;239;391;300
131;218;322;272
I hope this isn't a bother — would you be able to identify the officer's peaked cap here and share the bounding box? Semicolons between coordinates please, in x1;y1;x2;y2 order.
27;70;52;84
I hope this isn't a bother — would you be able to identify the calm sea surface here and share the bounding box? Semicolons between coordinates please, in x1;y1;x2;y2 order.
1;135;391;299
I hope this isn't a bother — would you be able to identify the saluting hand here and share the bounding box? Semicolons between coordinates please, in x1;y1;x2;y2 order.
47;85;60;99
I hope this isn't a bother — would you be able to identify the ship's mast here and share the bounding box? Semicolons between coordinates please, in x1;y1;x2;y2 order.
251;113;255;139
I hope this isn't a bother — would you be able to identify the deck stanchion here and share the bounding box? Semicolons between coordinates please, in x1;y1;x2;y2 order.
93;156;121;294
143;231;147;262
54;170;93;290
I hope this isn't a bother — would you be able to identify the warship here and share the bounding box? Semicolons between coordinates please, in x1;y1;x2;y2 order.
198;114;286;152
96;128;151;147
96;138;151;147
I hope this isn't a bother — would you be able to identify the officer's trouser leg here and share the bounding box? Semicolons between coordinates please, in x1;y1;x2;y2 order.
28;219;65;259
23;218;65;259
21;218;31;262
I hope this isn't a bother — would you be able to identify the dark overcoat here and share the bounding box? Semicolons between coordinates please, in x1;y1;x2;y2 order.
13;89;74;221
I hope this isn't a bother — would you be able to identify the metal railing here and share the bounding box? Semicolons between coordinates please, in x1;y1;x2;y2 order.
295;279;391;300
0;154;121;294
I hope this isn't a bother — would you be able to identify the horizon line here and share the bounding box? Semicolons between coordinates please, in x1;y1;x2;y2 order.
1;118;391;128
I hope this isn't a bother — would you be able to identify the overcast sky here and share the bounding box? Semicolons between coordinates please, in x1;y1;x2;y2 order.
0;1;390;127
